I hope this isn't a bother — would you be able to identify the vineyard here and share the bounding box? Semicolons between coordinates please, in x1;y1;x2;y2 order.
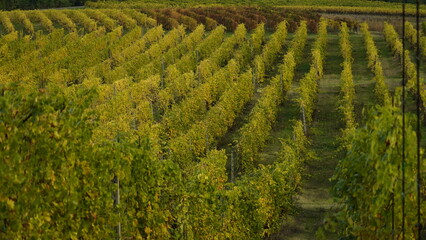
1;1;426;240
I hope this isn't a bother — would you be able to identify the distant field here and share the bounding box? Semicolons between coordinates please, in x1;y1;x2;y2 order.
86;0;426;15
86;0;419;9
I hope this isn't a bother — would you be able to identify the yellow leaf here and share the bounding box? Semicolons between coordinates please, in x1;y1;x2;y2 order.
144;226;152;235
6;198;15;209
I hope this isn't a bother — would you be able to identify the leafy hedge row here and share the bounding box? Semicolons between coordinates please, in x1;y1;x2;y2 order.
360;22;390;105
239;21;307;173
0;74;309;239
338;22;356;144
297;18;328;126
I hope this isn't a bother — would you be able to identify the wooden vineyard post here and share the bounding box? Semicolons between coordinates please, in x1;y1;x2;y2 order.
205;124;209;153
160;57;165;88
116;177;121;240
196;50;200;83
252;66;256;89
38;71;47;89
231;150;235;183
150;100;154;121
112;136;122;240
131;94;137;130
250;38;253;58
197;66;201;84
301;106;307;135
112;176;121;240
195;49;199;63
189;136;193;155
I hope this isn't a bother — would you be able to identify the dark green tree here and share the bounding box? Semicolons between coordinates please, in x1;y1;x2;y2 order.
0;0;99;10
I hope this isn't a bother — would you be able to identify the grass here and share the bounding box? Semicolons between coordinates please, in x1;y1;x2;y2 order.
266;29;413;239
266;33;342;239
218;31;294;178
371;30;426;146
266;28;426;239
350;32;377;124
259;33;316;164
372;31;403;92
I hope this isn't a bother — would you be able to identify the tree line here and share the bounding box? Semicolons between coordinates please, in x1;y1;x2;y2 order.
370;0;417;3
0;0;101;10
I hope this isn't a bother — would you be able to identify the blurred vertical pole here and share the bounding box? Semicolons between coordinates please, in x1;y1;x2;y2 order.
416;0;422;239
392;96;395;239
231;150;234;183
402;0;407;239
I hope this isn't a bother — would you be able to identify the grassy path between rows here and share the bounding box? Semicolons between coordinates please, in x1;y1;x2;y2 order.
218;32;294;179
259;33;314;165
266;27;426;239
350;32;377;122
267;33;342;239
372;31;402;92
268;31;384;239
